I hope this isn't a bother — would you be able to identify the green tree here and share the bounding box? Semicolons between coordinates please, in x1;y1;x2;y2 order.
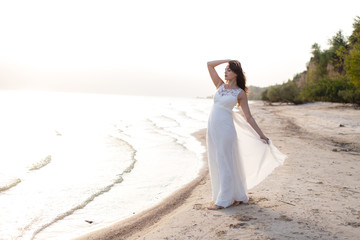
300;77;354;102
311;43;321;63
328;30;348;73
349;16;360;46
261;89;269;101
328;30;348;50
264;17;360;105
338;88;360;104
280;80;302;104
266;85;282;102
345;45;360;87
307;44;331;82
262;80;302;104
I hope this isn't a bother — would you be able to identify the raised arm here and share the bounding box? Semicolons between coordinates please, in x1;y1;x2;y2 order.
237;91;269;144
207;60;231;88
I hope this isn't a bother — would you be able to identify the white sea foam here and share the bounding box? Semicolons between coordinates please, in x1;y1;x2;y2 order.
0;177;21;192
29;155;52;171
0;90;212;240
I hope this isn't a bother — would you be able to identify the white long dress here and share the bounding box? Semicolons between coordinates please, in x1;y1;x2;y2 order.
207;84;286;208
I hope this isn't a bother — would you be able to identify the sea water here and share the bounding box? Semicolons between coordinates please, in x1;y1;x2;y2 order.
0;90;212;240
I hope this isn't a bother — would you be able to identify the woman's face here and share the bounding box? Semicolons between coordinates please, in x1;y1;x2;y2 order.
224;65;237;81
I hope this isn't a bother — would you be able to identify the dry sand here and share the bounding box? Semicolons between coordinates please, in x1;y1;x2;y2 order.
75;101;360;240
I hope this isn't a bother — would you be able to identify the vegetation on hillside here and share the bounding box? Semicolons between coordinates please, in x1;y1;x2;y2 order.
262;16;360;105
248;85;268;100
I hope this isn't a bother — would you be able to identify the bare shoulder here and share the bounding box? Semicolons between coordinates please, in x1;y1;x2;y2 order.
237;89;247;100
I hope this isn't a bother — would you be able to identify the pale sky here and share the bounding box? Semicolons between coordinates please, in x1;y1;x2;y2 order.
0;0;359;97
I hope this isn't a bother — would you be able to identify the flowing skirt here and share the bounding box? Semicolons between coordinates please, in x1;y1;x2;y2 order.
207;107;286;208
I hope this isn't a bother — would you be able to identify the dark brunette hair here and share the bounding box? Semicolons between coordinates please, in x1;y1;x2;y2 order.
228;60;248;94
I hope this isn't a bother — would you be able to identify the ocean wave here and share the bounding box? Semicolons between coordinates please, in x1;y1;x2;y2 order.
31;136;137;240
178;110;199;121
158;115;181;127
0;178;21;193
111;136;137;174
146;118;187;151
29;155;52;171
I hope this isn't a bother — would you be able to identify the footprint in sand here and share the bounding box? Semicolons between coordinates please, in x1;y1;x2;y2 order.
275;215;293;221
248;196;269;204
229;222;248;228
311;209;320;214
346;222;360;228
193;203;204;210
216;230;227;237
233;215;257;221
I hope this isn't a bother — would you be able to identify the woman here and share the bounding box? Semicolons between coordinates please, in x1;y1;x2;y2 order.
206;59;286;210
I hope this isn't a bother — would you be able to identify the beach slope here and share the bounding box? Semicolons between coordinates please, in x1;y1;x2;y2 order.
76;101;360;240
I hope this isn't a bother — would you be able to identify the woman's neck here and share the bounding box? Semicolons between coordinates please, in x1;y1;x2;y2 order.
225;79;238;89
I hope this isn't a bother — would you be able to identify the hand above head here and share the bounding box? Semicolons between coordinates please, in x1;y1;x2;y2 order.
207;59;232;67
207;60;232;88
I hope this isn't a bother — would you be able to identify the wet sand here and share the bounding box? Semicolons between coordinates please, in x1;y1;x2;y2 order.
75;101;360;240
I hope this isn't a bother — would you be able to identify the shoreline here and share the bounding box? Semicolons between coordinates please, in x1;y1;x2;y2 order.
73;129;209;240
75;101;360;240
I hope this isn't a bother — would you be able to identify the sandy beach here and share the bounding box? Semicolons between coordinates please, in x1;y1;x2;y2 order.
75;101;360;240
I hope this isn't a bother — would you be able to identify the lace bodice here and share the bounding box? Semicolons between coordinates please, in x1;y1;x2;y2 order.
213;84;242;110
216;84;242;97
